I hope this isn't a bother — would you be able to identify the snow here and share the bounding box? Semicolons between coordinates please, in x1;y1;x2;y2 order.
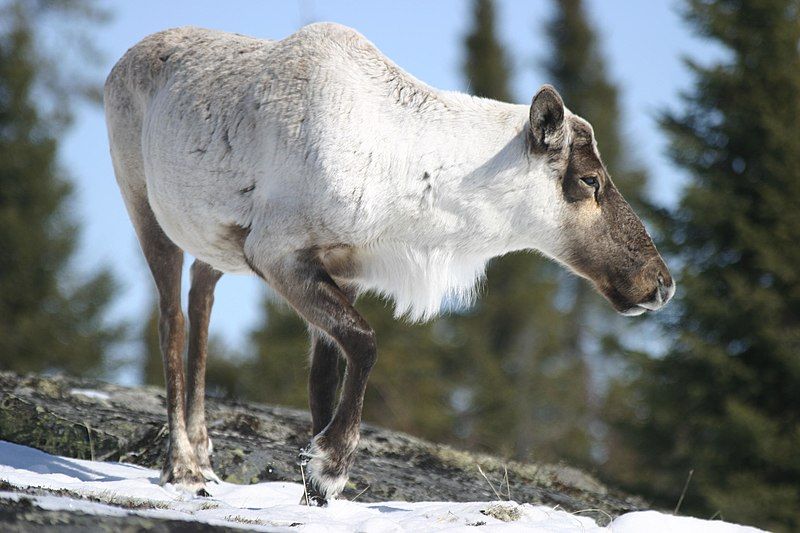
0;441;764;532
69;388;112;400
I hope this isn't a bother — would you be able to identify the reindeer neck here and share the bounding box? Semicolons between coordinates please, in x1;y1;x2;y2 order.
389;94;548;255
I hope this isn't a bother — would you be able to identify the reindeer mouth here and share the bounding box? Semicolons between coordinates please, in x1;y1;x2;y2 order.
619;305;648;317
617;277;676;316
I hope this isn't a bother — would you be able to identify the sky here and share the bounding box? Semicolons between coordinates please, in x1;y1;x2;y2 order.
55;0;716;382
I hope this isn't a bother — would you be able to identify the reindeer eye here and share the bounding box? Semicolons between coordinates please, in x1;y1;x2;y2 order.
580;176;599;189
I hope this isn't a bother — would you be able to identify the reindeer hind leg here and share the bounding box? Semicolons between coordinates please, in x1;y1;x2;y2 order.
128;197;206;494
107;82;206;493
186;259;223;483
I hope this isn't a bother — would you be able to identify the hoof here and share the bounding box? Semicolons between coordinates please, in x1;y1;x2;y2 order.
196;487;211;497
300;480;328;507
297;441;348;505
160;459;207;494
298;449;328;506
191;435;219;484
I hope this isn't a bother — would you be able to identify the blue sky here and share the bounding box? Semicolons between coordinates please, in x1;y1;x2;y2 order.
57;0;714;381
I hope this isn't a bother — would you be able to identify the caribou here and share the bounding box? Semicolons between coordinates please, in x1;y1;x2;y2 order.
104;23;674;505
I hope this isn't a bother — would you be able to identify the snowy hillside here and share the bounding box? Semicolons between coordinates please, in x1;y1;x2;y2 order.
0;441;763;532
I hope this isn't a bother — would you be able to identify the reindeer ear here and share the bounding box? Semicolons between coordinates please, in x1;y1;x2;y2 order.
529;85;565;151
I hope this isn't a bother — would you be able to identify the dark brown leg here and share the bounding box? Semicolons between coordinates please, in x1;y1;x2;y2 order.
308;332;341;437
186;259;223;482
129;200;204;492
308;285;355;437
252;250;376;505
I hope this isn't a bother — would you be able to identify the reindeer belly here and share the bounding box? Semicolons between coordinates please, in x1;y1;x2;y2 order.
149;194;251;274
144;161;254;275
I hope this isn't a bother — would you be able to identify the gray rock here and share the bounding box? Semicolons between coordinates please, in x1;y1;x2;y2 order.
0;372;647;528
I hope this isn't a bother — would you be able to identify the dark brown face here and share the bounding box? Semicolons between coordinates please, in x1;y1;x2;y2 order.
560;125;674;314
529;85;675;315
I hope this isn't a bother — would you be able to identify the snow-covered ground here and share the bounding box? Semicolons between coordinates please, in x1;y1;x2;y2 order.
0;441;763;532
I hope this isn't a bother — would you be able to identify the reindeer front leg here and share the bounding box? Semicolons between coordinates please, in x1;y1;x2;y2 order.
129;199;206;494
249;249;376;506
308;331;343;437
308;285;356;436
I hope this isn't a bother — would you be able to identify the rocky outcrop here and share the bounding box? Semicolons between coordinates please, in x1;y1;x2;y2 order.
0;372;646;528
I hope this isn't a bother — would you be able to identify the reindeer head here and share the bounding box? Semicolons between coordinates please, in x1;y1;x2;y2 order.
527;85;675;316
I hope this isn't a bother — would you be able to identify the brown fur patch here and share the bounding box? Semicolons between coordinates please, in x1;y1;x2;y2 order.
320;245;358;280
556;118;670;313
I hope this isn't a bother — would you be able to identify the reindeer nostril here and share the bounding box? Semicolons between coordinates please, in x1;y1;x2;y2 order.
656;271;675;304
638;269;674;312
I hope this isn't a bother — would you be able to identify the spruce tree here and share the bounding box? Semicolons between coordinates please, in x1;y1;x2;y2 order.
454;0;591;463
540;0;652;468
0;1;120;376
544;0;646;199
457;0;652;467
605;0;800;529
463;0;512;102
246;296;311;408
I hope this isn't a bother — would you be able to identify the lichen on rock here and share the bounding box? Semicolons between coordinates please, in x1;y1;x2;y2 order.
0;371;645;526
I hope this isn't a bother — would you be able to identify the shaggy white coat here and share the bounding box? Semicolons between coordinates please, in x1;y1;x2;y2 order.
105;23;575;320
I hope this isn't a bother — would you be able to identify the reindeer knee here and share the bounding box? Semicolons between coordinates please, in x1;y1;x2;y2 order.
346;328;377;370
